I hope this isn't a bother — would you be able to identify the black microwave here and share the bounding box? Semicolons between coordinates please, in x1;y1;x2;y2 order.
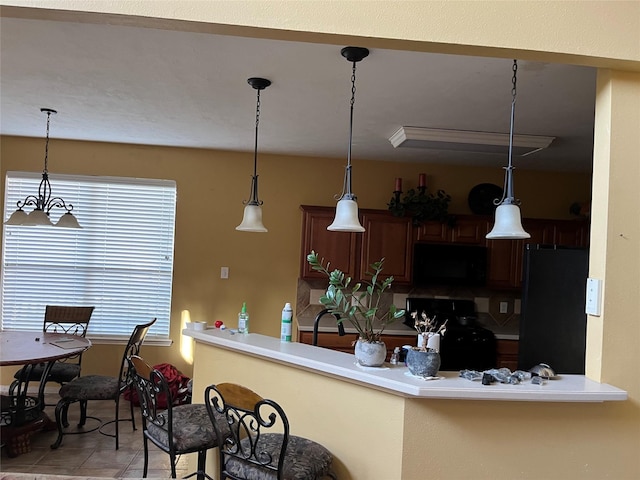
412;243;487;287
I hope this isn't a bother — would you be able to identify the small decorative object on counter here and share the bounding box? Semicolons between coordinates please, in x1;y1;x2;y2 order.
238;302;249;334
281;302;293;342
390;346;400;365
214;320;224;328
406;311;448;377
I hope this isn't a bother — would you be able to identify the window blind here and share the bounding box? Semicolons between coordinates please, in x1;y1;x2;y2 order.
2;172;176;341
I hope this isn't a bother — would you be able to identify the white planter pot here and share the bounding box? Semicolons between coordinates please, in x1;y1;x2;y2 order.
354;339;387;367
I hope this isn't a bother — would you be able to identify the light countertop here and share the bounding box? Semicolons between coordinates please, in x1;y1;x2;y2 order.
184;328;626;403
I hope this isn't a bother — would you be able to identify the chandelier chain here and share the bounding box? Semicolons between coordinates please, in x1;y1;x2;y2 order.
43;110;52;174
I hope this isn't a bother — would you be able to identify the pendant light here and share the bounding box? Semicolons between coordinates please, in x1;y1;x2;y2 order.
5;108;82;228
327;46;369;232
236;77;271;232
486;60;530;240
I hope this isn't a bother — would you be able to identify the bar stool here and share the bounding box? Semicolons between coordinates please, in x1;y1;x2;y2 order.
205;383;337;480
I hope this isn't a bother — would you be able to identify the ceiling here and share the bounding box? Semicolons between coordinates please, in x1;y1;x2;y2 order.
0;15;597;172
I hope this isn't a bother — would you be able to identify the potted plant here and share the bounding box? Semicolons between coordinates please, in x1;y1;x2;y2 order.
306;251;405;367
406;311;447;377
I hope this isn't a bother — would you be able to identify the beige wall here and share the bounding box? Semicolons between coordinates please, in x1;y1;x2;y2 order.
1;1;639;478
0;135;590;381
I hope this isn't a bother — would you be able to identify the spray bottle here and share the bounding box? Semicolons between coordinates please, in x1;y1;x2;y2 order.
238;302;249;334
281;303;293;342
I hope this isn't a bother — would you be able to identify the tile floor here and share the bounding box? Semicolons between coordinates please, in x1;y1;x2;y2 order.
1;393;190;478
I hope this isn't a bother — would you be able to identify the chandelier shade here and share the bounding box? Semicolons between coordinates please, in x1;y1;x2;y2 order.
4;108;82;229
486;60;530;240
327;46;369;233
236;77;271;233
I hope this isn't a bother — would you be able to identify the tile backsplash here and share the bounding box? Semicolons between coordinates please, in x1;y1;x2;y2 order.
296;279;521;336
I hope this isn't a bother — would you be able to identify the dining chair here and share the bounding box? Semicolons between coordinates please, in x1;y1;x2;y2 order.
9;305;95;408
205;383;336;480
129;355;219;480
51;318;156;450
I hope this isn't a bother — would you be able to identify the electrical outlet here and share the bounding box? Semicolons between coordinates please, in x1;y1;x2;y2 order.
585;277;602;316
220;267;229;279
499;301;509;314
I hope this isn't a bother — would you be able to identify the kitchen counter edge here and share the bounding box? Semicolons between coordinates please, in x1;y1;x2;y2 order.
183;329;626;403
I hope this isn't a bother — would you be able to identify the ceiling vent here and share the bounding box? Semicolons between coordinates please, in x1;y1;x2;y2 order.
389;126;555;156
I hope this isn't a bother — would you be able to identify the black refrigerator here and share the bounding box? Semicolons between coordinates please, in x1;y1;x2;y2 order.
518;244;589;374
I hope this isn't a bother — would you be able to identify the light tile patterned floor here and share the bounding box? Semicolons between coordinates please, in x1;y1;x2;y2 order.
1;394;191;478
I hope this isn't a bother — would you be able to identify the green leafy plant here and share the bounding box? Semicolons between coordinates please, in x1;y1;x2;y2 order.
388;187;455;227
307;251;406;343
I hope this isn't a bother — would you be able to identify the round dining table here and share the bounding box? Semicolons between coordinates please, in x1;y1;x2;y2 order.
1;330;91;457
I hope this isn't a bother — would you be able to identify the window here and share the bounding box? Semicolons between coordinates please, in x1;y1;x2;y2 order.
2;172;176;344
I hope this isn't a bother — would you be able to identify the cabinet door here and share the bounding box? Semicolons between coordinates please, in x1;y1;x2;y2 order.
359;211;413;284
555;220;590;247
300;206;358;279
451;217;488;244
486;238;519;289
414;220;448;243
496;340;519;371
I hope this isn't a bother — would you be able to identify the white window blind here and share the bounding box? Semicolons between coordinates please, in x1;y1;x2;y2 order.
2;172;176;342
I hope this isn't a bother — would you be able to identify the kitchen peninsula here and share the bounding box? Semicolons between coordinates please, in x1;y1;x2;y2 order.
186;329;626;480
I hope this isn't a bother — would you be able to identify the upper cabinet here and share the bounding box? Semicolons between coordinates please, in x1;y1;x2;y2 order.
299;206;359;279
415;217;487;244
359;211;413;284
300;205;589;291
487;218;589;290
300;206;413;284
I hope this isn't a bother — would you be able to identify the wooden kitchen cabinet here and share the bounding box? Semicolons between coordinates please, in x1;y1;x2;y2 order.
299;205;359;279
487;218;588;290
496;339;519;371
300;206;414;284
298;331;415;362
359;211;413;284
414;216;486;244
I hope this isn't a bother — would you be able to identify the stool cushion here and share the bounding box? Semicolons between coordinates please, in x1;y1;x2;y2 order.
15;363;81;383
147;404;218;452
59;375;119;401
226;434;333;480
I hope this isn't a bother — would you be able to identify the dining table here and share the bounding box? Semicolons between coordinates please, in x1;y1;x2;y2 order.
1;330;91;457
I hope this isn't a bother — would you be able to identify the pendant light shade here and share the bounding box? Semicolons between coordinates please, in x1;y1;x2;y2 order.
4;108;82;228
486;60;530;240
236;204;267;233
486;204;530;239
328;46;369;233
327;198;365;232
236;77;271;233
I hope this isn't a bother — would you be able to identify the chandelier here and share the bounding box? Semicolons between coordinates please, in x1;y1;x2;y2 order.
5;108;82;228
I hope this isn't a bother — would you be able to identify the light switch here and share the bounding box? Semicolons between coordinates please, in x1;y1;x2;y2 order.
220;267;229;279
585;277;602;316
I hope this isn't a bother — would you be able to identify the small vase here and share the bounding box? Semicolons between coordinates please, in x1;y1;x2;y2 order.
406;349;441;377
354;339;387;367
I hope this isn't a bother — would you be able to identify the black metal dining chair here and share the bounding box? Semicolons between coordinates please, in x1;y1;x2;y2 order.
9;305;94;408
129;355;219;479
51;318;156;450
205;383;336;480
